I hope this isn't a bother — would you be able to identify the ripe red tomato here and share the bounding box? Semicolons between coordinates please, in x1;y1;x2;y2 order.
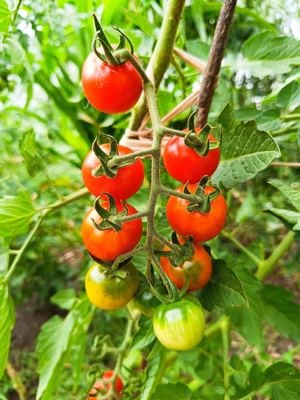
82;52;143;114
82;144;144;200
160;242;212;292
85;262;139;310
153;296;206;350
89;370;123;399
163;129;220;183
166;184;227;242
81;200;142;262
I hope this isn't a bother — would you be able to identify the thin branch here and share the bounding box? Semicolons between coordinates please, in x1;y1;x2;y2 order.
271;161;300;167
196;0;237;128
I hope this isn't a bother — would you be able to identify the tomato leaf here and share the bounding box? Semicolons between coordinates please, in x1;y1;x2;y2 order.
277;80;300;110
268;180;300;212
0;286;15;379
212;104;280;188
50;289;77;310
19;129;44;177
151;383;192;400
260;285;300;343
0;190;37;241
132;317;156;350
200;260;248;311
140;342;167;400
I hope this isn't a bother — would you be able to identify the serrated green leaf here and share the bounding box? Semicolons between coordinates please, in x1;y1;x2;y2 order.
50;288;77;310
140;342;167;400
260;285;300;342
0;0;11;33
36;313;76;400
0;191;37;240
132;317;156;350
19;129;44;177
227;267;264;349
151;383;192;400
212;104;280;188
200;260;248;311
269;180;300;212
267;363;300;399
0;286;15;379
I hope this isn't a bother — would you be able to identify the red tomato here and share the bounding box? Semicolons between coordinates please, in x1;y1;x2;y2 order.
160;242;212;291
82;144;144;200
89;370;123;399
163;129;220;183
81;200;142;262
166;184;227;242
82;52;143;114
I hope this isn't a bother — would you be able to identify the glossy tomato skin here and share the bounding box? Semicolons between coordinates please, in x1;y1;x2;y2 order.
153;296;206;350
82;52;143;114
89;370;123;399
81;201;142;262
166;185;227;242
85;262;139;310
163;130;220;184
160;242;212;292
82;144;144;200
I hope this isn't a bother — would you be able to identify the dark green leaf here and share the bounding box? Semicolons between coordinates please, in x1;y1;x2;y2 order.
212;104;280;188
151;383;192;400
260;285;300;342
200;260;248;311
132;317;156;350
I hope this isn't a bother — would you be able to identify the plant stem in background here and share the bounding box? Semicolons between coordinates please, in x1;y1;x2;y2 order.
196;0;237;128
128;0;186;131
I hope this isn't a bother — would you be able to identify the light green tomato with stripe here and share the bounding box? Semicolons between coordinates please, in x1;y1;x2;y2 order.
153;296;206;350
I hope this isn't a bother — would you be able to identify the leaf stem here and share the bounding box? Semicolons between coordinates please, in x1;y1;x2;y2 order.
221;230;261;266
256;231;295;281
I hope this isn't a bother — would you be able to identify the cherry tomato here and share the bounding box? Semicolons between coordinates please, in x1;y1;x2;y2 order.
89;370;123;399
160;242;212;292
82;144;144;200
85;262;139;310
81;201;142;262
163;129;220;184
153;296;206;350
166;184;227;242
82;52;143;114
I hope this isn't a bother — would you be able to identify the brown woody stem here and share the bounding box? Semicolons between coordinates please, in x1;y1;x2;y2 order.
196;0;237;128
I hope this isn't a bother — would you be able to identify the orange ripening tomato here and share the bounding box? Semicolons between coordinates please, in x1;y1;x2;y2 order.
166;184;227;242
89;371;123;399
160;242;212;292
163;128;220;184
82;144;144;200
82;52;143;114
81;200;142;262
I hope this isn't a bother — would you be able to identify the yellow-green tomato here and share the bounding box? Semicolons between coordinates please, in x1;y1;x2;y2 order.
85;263;139;310
153;296;206;350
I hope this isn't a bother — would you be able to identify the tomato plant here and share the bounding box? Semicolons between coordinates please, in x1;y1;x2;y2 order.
153;296;206;350
82;52;143;114
166;184;227;242
160;242;212;291
82;144;144;199
85;262;139;310
163;131;220;183
89;371;123;399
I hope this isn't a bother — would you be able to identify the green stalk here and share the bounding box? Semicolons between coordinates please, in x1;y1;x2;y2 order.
256;231;295;281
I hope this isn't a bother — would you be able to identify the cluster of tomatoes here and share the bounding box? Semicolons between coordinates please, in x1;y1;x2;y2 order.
80;25;227;398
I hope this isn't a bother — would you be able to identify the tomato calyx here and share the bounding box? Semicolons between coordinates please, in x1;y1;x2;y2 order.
92;133;120;178
92;194;129;232
156;232;195;267
183;176;220;213
92;14;135;67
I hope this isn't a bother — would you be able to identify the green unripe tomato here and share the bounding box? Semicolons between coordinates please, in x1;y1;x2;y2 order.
153;296;206;350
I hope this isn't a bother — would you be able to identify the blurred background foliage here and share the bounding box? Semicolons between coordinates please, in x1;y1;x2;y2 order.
0;0;300;399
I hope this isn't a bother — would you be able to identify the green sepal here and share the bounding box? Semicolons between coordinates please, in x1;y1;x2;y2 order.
112;26;134;54
92;193;129;232
184;177;220;213
92;132;119;178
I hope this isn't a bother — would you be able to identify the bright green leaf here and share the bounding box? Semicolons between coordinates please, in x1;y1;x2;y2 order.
19;129;44;177
151;383;192;400
269;180;300;212
50;289;77;310
0;0;11;33
0;286;15;379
